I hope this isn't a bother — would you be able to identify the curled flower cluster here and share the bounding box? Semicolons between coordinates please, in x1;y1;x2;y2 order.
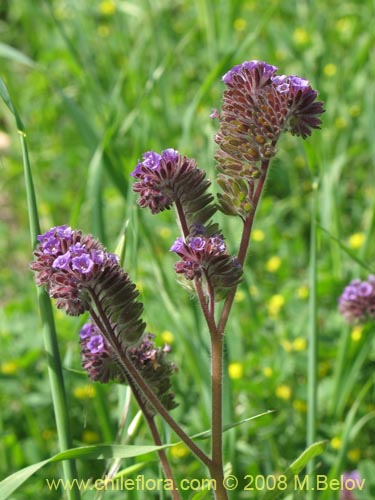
170;227;242;294
338;275;375;323
31;225;145;346
80;322;126;383
80;323;177;412
214;60;324;217
30;225;117;315
131;149;216;227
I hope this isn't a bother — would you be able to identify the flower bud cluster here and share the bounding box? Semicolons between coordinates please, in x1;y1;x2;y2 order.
339;275;375;323
214;60;324;217
80;323;177;412
30;225;118;316
131;149;215;227
170;226;242;294
30;225;145;346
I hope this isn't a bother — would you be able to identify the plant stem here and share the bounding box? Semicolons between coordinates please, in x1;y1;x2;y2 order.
126;377;181;500
209;332;227;500
218;159;270;335
87;299;211;468
307;180;318;500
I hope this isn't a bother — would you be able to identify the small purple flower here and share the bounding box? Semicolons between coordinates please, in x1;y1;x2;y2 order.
141;150;162;170
42;237;61;255
87;335;105;354
170;237;185;253
72;255;94;274
222;60;277;86
339;275;375;323
53;251;72;271
80;323;95;339
189;237;206;252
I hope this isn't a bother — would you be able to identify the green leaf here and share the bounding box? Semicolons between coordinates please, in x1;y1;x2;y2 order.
261;441;327;500
0;76;24;131
319;225;374;273
0;444;168;500
0;42;36;68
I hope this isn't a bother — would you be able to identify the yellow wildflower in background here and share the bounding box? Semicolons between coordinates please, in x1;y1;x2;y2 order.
99;0;116;16
351;326;363;342
252;229;265;242
74;385;96;400
170;443;189;459
249;285;259;297
268;294;285;317
334;117;347;130
275;385;291;400
331;437;342;450
158;227;172;239
348;232;365;249
228;362;244;380
235;290;246;303
234;18;247;31
349;105;361;118
0;361;18;375
82;430;100;444
262;367;273;378
323;63;337;77
42;429;55;440
294;155;305;169
347;448;361;462
293;28;310;45
297;285;309;299
293;400;307;413
98;25;110;37
266;256;282;272
280;339;293;353
293;337;307;351
161;330;174;344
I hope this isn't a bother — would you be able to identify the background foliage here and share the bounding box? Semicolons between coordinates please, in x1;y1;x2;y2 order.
1;0;375;498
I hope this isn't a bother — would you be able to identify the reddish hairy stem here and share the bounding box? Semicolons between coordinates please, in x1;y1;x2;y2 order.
87;293;211;468
126;376;181;500
218;159;270;335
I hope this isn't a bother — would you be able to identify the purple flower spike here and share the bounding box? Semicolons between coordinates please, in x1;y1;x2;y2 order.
171;229;242;294
339;275;375;323
215;59;324;190
31;227;146;345
130;148;216;227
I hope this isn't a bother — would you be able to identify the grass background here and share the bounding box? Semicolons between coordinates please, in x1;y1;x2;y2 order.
1;0;375;498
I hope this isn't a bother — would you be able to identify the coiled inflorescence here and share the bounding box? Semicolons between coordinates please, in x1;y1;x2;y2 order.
338;275;375;323
80;323;177;413
170;226;242;296
213;60;324;218
30;225;145;346
131;149;216;229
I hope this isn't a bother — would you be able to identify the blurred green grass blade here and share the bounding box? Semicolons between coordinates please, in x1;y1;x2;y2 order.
319;225;375;273
0;77;80;500
0;42;36;68
87;146;106;242
335;337;372;418
260;441;327;500
307;181;318;500
321;377;373;500
0;443;169;500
